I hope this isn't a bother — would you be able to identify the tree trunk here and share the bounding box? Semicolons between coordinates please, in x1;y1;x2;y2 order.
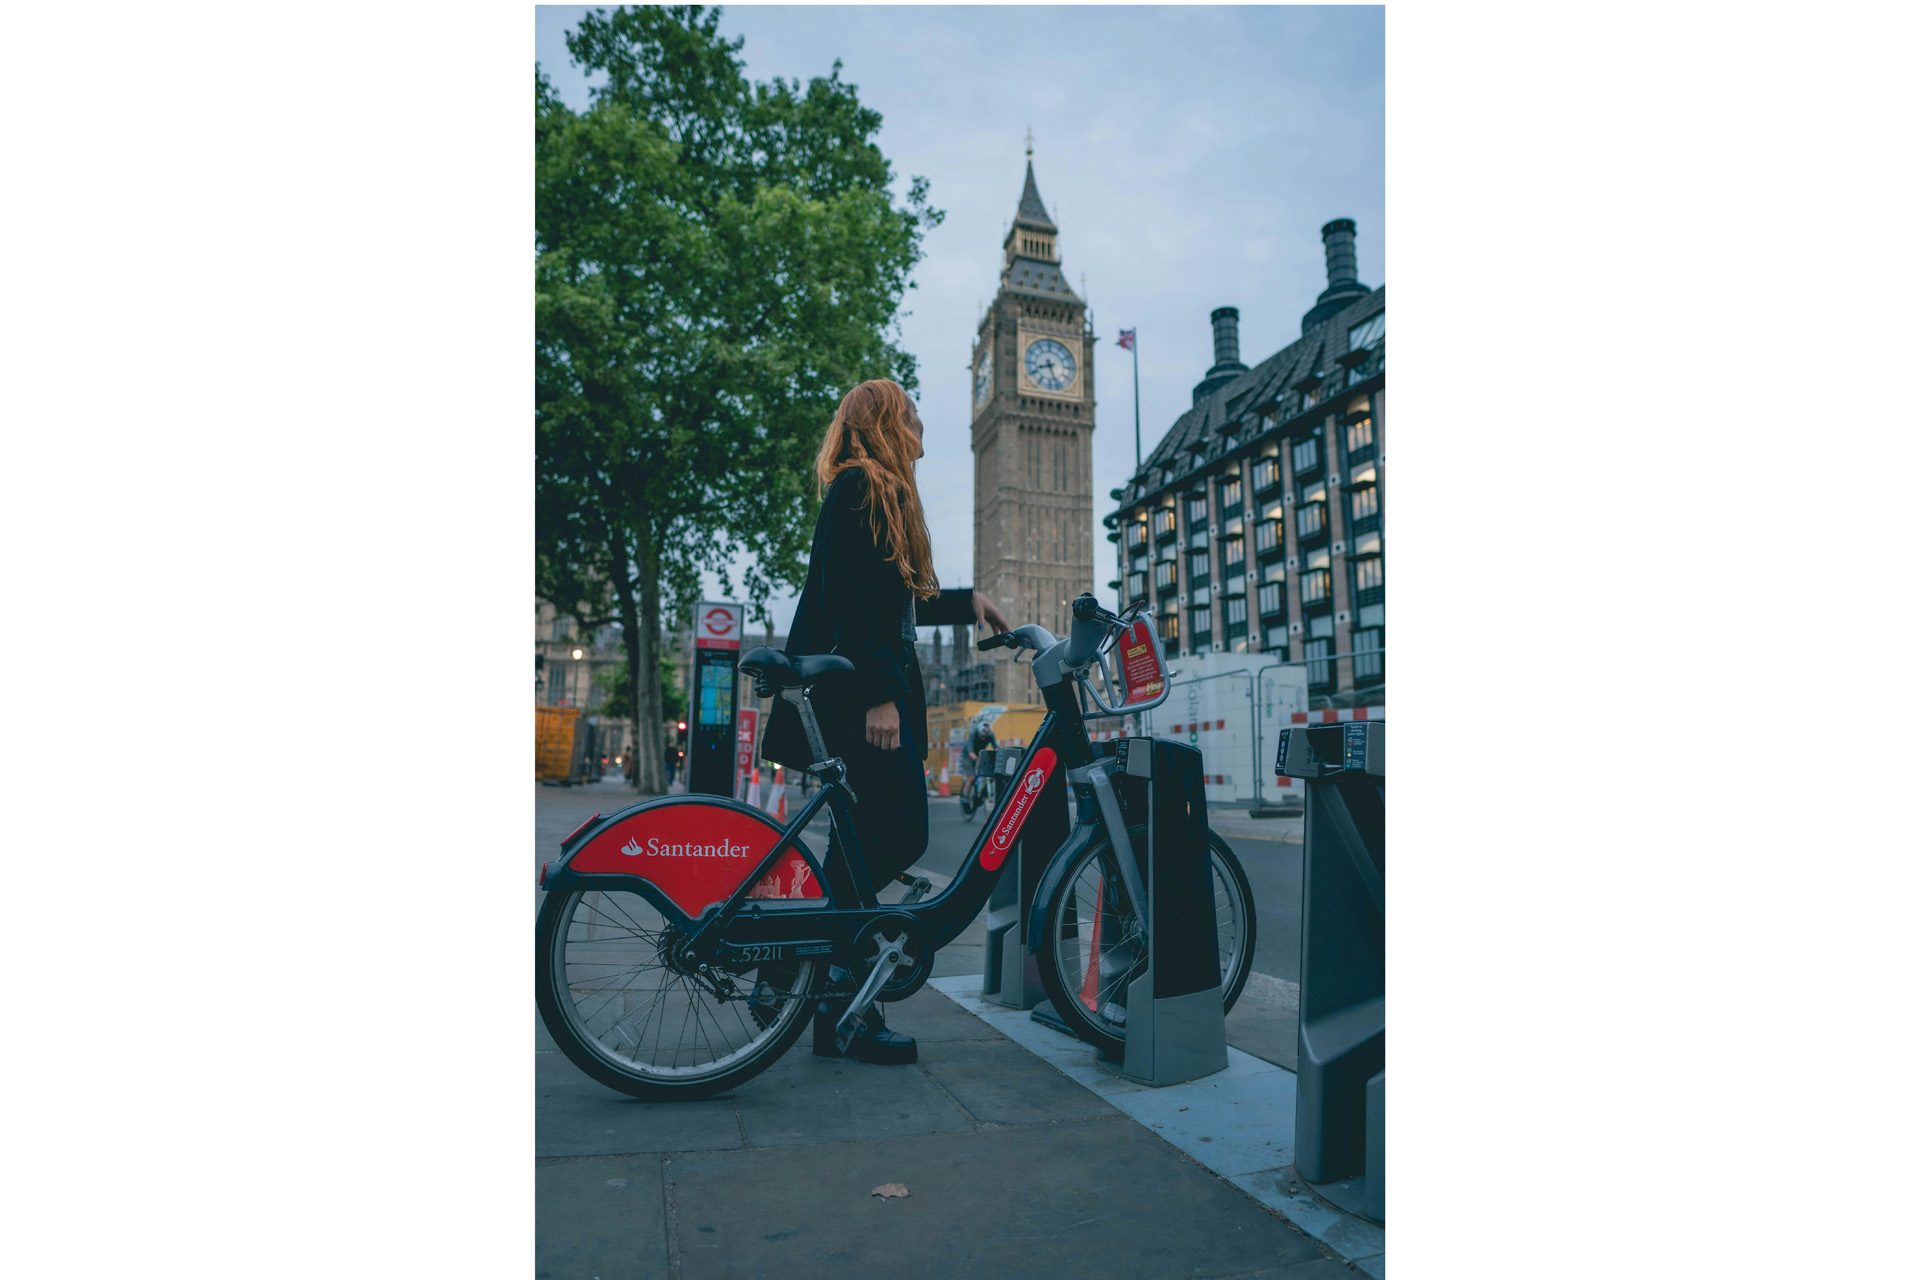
611;526;667;796
636;522;667;795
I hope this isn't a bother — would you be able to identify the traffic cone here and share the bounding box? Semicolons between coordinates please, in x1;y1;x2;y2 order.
774;771;788;822
938;767;950;797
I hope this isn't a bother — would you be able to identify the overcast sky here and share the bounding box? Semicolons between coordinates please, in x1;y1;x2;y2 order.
536;4;1384;636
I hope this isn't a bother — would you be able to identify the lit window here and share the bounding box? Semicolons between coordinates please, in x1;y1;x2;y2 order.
1296;501;1326;541
1346;416;1375;456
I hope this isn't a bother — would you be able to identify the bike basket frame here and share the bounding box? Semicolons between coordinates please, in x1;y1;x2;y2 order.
1076;605;1173;719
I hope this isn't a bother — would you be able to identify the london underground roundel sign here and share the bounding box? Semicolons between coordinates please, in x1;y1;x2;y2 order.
696;602;743;651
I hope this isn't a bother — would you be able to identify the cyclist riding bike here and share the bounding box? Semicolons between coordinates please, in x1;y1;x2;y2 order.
960;714;997;810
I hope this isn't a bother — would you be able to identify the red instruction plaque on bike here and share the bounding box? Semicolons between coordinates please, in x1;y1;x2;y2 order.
1117;619;1164;703
983;747;1058;870
569;801;823;918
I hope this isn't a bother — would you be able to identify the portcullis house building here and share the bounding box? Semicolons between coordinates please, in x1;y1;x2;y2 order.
1104;220;1385;709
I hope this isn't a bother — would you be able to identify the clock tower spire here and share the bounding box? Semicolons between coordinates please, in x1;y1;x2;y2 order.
969;148;1097;704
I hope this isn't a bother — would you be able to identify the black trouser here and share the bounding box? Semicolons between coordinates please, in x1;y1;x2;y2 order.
820;717;928;906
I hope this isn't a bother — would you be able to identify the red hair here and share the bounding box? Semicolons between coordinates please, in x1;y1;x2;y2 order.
814;379;939;599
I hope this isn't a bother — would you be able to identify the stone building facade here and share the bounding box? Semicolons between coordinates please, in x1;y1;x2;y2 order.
969;157;1098;704
1104;220;1385;709
535;599;634;763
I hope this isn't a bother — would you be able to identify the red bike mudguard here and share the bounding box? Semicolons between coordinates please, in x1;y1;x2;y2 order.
558;795;824;921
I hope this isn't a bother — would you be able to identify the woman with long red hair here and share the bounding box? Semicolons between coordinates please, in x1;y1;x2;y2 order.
761;378;1010;1065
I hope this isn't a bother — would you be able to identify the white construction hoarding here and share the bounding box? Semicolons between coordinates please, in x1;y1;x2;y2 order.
1131;651;1310;809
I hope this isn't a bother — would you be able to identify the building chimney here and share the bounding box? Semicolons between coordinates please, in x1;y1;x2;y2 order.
1321;218;1358;289
1210;306;1242;372
1301;217;1372;334
1193;306;1251;404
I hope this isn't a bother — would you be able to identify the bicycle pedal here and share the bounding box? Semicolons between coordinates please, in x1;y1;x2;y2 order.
895;874;933;905
835;1012;866;1055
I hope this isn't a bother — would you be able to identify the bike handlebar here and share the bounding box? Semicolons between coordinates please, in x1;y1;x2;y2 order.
973;592;1170;717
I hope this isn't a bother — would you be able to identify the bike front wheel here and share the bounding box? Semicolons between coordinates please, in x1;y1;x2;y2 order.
1034;825;1256;1059
536;889;819;1101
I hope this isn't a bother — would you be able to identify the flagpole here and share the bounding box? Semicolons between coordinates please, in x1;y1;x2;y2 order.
1132;333;1142;472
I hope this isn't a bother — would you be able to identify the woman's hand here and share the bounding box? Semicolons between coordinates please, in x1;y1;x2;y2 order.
866;701;902;751
973;590;1011;636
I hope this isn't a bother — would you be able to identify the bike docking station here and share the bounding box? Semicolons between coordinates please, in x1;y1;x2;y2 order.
1277;718;1385;1222
1084;735;1232;1087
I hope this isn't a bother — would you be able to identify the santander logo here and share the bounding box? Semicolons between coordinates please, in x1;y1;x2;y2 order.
621;835;751;858
982;747;1057;870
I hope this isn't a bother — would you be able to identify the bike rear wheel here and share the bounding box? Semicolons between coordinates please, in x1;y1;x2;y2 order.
536;889;819;1101
1034;825;1255;1059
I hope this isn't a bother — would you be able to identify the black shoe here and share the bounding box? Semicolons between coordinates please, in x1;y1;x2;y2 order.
812;1002;918;1065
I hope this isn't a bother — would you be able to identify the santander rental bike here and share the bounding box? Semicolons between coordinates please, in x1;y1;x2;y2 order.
535;593;1257;1100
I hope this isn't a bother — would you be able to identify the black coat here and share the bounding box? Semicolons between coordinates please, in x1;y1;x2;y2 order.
760;468;975;769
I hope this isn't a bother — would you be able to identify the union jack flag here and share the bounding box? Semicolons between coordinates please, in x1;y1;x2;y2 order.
1116;329;1136;350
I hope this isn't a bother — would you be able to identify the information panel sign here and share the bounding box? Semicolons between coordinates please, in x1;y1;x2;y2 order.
688;601;745;795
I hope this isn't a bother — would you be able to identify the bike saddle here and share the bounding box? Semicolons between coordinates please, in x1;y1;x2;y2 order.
737;647;853;695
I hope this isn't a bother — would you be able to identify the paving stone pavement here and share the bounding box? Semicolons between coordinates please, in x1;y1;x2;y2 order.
535;780;1366;1279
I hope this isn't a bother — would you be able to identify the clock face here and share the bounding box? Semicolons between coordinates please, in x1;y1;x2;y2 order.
974;350;992;406
1024;338;1076;392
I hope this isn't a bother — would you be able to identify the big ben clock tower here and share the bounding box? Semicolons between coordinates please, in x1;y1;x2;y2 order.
970;146;1097;704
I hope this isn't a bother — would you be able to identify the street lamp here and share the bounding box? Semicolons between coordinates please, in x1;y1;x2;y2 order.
571;647;584;659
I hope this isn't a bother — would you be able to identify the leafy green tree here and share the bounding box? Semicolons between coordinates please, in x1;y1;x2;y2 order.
592;657;686;726
537;5;940;794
